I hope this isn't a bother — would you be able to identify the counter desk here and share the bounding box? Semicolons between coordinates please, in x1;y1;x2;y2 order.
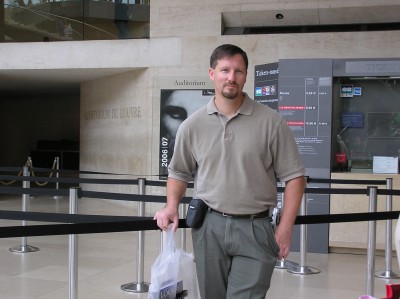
329;172;400;252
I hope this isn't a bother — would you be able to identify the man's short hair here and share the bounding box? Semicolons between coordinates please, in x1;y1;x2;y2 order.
210;44;248;70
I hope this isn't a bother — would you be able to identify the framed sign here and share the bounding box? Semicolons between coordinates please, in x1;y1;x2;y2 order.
159;88;214;178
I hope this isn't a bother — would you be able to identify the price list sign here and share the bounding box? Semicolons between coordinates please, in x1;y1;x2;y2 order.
278;59;333;172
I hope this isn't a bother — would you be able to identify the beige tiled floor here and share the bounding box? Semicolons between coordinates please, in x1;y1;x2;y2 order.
0;194;399;299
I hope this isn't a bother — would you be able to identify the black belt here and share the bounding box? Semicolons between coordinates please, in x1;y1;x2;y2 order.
209;208;269;220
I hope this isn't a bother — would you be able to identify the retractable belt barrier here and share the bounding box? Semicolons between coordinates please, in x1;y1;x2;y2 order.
0;175;400;238
0;208;397;239
1;166;400;298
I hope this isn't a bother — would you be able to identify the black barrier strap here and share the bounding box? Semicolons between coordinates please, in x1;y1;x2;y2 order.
0;174;195;188
0;219;191;238
145;180;167;187
0;185;375;200
304;187;367;195
377;189;400;196
3;170;386;190
0;186;68;197
17;167;174;179
81;191;155;201
2;209;397;225
0;184;389;206
0;210;146;223
19;167;140;177
0;166;389;188
308;178;387;185
0;175;139;185
0;186;191;204
0;210;399;238
145;180;194;189
295;211;400;225
0;219;161;238
81;191;193;203
0;166;165;181
278;187;367;195
276;187;368;195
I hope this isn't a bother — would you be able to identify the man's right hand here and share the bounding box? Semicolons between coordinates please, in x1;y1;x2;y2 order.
154;206;179;232
155;177;188;232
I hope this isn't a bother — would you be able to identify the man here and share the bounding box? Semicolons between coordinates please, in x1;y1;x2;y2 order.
154;44;305;299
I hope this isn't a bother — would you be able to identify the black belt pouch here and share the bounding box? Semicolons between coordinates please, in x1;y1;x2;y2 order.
185;198;208;228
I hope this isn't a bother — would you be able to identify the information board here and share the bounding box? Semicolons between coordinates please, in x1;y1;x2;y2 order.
278;59;333;173
278;59;333;253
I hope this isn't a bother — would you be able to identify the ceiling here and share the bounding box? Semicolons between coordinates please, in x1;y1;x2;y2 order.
222;4;400;28
0;67;135;96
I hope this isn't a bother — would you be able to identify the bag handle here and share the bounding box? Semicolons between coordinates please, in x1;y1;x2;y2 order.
162;225;176;254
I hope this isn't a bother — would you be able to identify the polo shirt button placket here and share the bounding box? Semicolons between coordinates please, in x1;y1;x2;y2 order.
224;132;233;139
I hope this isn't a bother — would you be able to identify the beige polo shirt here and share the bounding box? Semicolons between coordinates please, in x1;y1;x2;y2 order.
168;93;305;214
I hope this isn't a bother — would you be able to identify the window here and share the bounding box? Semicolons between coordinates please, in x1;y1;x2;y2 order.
2;0;150;42
332;77;400;170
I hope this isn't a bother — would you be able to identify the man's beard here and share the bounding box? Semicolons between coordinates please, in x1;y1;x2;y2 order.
222;83;239;99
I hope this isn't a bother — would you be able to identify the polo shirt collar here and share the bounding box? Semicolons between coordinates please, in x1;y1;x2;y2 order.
207;92;254;116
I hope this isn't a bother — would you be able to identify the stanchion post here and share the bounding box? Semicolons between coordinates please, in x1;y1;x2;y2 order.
9;166;40;253
27;157;35;199
375;178;400;279
287;177;320;275
366;186;378;297
68;187;80;299
53;157;62;200
121;178;150;293
27;156;32;168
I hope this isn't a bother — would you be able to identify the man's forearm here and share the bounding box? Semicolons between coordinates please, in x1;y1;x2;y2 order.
166;177;188;208
280;176;306;229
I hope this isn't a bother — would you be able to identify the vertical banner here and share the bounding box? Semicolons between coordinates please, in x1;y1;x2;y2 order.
159;89;214;178
254;62;279;110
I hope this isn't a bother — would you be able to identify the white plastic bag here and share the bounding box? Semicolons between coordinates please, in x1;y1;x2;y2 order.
148;226;199;299
177;248;199;299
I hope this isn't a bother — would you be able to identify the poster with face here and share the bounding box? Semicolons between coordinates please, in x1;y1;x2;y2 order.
159;89;214;178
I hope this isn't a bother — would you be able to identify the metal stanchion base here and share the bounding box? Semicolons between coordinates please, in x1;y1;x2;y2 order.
275;259;299;270
9;245;40;253
287;265;321;275
121;282;150;293
375;270;400;279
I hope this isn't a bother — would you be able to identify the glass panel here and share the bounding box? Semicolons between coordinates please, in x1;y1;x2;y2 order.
332;78;400;171
2;0;149;42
